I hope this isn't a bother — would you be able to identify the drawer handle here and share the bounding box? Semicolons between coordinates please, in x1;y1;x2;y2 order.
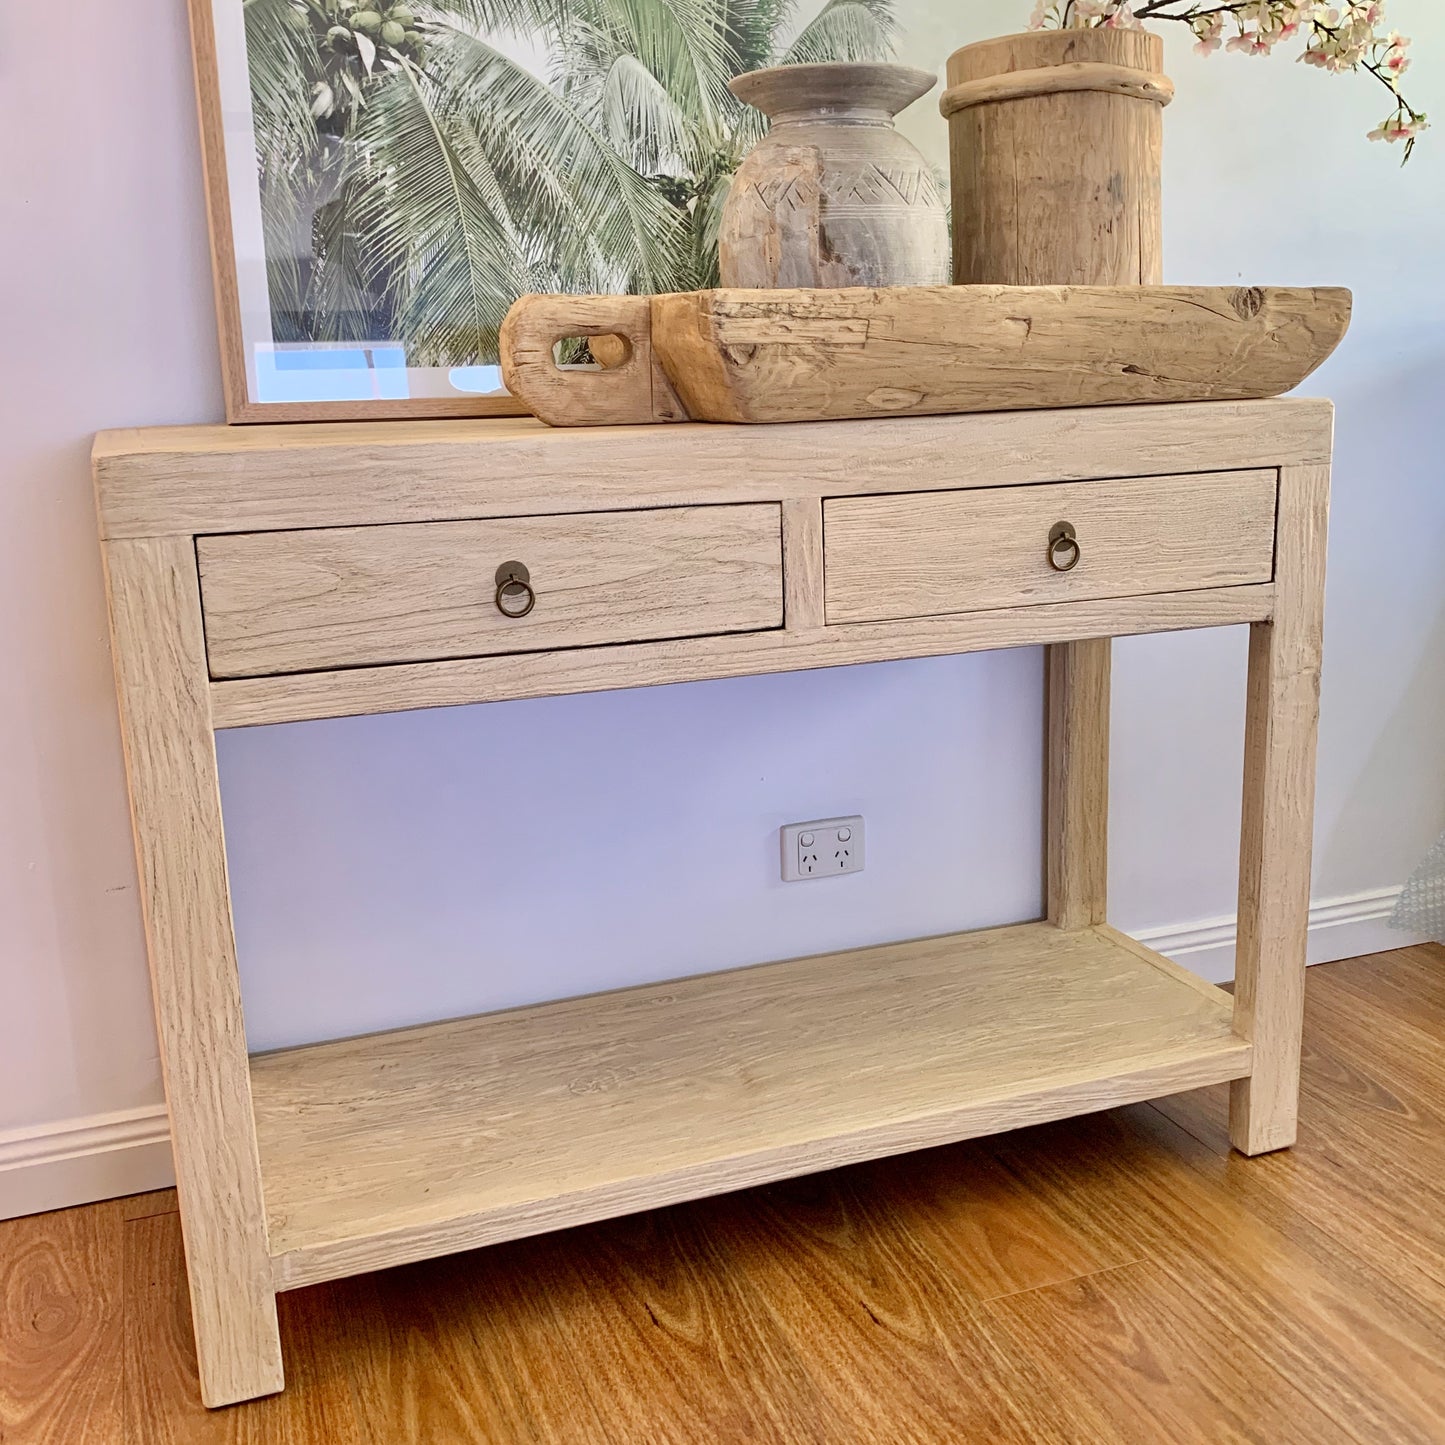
1047;522;1081;573
495;561;536;618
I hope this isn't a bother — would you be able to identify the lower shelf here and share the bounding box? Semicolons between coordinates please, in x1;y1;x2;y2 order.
251;920;1250;1290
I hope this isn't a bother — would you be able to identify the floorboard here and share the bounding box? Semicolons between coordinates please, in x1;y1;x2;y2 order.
1308;943;1445;1036
850;1138;1144;1303
2;944;1443;1444
0;1198;124;1445
121;1191;179;1223
985;1259;1351;1445
987;1103;1445;1444
695;1167;1081;1444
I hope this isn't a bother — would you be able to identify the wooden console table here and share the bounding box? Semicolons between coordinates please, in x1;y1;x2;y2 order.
94;398;1330;1406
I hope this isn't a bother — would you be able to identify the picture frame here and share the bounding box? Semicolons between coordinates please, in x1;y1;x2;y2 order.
187;0;526;422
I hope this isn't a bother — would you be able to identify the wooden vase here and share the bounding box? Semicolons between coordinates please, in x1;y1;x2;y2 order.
939;29;1173;287
720;62;951;290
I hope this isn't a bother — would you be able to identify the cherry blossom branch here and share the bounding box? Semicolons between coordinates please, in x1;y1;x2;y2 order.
1028;1;1428;159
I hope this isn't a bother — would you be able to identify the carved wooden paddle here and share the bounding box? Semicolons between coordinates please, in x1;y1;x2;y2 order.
500;285;1351;427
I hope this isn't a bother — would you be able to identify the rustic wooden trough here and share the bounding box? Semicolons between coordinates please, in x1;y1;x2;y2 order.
499;284;1351;427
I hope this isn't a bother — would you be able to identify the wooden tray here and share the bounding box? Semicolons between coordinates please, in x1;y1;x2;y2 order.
500;284;1350;427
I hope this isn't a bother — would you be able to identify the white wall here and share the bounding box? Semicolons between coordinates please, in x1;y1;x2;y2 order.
0;7;226;1211
3;3;1442;1211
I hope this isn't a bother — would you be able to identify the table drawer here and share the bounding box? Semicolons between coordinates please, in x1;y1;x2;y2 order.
823;470;1276;625
199;504;783;678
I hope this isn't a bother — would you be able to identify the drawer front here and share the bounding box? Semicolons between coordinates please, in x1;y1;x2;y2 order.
199;504;783;678
823;470;1276;625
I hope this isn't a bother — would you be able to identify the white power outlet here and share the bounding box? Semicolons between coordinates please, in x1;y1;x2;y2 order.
781;816;864;882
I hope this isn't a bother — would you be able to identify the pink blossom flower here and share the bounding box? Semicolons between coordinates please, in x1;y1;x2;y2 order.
1192;13;1226;55
1381;32;1411;76
1026;0;1425;157
1227;30;1271;55
1369;113;1428;143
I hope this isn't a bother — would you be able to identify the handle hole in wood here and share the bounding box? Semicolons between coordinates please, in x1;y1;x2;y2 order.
553;334;634;370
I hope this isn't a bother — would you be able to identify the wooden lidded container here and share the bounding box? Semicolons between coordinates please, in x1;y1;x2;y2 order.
939;29;1173;286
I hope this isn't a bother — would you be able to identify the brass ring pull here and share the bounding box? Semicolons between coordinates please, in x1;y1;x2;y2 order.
1048;522;1081;573
495;561;536;618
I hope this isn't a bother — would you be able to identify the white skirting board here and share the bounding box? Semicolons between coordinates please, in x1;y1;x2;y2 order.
1131;884;1426;985
0;886;1429;1221
0;1104;173;1222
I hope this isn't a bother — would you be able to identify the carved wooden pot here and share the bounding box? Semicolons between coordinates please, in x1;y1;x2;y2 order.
940;29;1173;286
720;62;950;290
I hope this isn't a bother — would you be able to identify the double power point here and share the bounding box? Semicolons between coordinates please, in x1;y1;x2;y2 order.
780;816;865;882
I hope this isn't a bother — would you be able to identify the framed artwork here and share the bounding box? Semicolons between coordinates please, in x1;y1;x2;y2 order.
187;0;902;422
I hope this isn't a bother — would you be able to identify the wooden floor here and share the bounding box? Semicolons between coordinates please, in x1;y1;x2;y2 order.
5;946;1445;1445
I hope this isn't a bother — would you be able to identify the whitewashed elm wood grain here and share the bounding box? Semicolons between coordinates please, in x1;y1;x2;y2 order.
92;398;1331;1407
92;399;1334;540
198;505;783;678
1048;639;1113;932
101;536;283;1407
250;921;1250;1291
1230;464;1331;1155
208;586;1277;729
822;470;1277;625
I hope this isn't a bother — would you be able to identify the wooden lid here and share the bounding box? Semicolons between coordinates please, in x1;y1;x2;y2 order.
940;29;1170;116
947;28;1162;86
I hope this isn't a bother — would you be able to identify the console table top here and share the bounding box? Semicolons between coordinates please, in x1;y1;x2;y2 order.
92;397;1333;541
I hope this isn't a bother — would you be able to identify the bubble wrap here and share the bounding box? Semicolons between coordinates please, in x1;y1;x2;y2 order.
1391;832;1445;942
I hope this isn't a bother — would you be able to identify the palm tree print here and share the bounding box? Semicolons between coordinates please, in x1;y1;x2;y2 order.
245;0;899;367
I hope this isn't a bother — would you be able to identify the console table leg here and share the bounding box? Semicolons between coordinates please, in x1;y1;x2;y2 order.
1047;638;1111;930
103;537;283;1405
1230;464;1329;1156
